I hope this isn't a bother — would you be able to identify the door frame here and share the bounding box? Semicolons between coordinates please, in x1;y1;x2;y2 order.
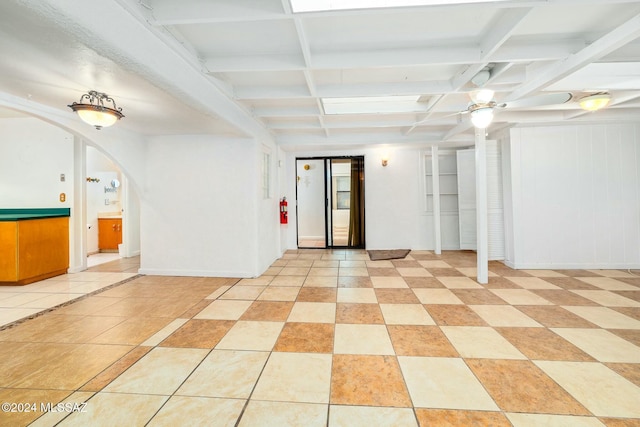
295;156;365;249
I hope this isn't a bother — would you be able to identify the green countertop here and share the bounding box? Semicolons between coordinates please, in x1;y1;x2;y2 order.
0;208;71;221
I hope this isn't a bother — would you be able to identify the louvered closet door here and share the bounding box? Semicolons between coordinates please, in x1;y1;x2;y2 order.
456;142;505;259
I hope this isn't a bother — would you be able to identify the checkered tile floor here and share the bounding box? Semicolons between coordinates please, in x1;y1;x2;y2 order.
0;250;639;426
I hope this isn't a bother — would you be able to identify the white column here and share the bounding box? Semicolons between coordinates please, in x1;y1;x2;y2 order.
475;127;489;284
431;146;441;255
69;136;87;273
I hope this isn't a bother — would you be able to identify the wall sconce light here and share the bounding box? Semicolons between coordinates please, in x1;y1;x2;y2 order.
68;90;124;130
381;157;389;167
579;93;611;111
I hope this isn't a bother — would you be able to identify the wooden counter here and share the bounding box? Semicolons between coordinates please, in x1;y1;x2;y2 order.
0;208;70;285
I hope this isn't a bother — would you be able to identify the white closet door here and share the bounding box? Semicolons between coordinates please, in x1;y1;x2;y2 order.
457;149;476;249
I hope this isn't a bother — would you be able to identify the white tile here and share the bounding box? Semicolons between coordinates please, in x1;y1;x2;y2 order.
398;356;499;410
551;328;640;363
329;405;417;427
470;305;542;327
577;277;638;291
103;347;208;395
177;350;269;398
570;290;640;307
562;306;640;329
215;321;284;351
251;352;332;403
505;277;561;289
239;401;327;427
334;324;394;355
412;289;464;305
380;304;435;325
441;326;526;359
147;396;245;427
288;302;336;323
535;361;640;417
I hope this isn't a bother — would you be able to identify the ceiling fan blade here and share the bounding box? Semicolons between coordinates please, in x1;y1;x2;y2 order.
500;92;572;109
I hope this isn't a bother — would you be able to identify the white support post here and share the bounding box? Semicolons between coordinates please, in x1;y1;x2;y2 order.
475;127;489;284
431;146;441;255
69;136;87;273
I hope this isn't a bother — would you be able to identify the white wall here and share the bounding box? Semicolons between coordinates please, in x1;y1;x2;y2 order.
139;135;265;277
0;118;74;208
505;124;640;269
284;146;432;250
256;138;281;275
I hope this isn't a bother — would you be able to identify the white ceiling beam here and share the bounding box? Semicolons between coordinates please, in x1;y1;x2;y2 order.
146;0;287;25
205;54;305;72
312;47;481;69
492;39;587;62
317;81;453;98
506;13;640;102
234;85;311;99
253;106;321;117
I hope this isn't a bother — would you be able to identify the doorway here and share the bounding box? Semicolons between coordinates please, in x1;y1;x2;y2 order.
296;156;365;249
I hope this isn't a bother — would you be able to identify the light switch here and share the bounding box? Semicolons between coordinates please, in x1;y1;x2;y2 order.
60;173;65;182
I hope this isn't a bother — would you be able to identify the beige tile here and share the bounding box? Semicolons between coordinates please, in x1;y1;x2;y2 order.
441;326;526;359
586;270;636;278
550;328;640;363
269;276;306;287
366;260;395;268
398;356;499;410
338;267;369;277
470;305;543;327
329;405;417;427
397;268;433;277
237;277;273;286
238;401;327;427
28;391;94;427
412;288;464;305
308;267;339;277
437;277;483;289
340;260;367;268
279;267;311;276
506;277;561;289
148;396;244;427
218;285;264;300
490;289;553;305
58;392;168;427
380;304;435;325
104;347;208;394
535;361;640;418
257;286;300;301
563;306;640;329
141;318;189;346
194;300;252;320
334;324;394;355
521;270;568;277
303;276;338;287
288;302;336;323
370;276;409;288
252;352;332;403
177;350;269;398
215;321;284;351
570;290;640;307
337;288;378;303
313;260;340;268
419;260;452;268
577;277;638;291
506;413;606;427
456;268;499;277
205;286;231;300
287;259;315;267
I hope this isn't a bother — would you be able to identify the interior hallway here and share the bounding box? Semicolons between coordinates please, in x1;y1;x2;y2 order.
0;251;639;426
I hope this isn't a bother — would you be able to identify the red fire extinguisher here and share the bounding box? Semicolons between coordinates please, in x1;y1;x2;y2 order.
279;197;288;224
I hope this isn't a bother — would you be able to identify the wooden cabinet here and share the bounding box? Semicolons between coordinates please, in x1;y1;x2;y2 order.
0;216;69;285
98;218;122;251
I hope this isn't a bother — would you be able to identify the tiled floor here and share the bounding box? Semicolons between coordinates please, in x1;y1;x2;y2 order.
1;250;639;426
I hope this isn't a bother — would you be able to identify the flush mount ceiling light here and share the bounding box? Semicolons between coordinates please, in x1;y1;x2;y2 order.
579;93;611;111
68;90;124;130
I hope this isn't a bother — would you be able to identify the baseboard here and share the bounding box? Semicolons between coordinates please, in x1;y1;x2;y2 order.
505;261;640;270
138;267;253;278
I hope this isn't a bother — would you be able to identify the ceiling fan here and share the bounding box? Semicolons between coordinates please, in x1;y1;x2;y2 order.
410;68;574;130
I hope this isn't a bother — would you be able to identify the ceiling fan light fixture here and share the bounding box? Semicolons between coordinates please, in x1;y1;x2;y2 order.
68;90;124;130
470;89;495;104
579;93;611;111
470;106;494;129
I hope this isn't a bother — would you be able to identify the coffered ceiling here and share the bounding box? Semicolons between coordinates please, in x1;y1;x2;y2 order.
1;0;640;149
